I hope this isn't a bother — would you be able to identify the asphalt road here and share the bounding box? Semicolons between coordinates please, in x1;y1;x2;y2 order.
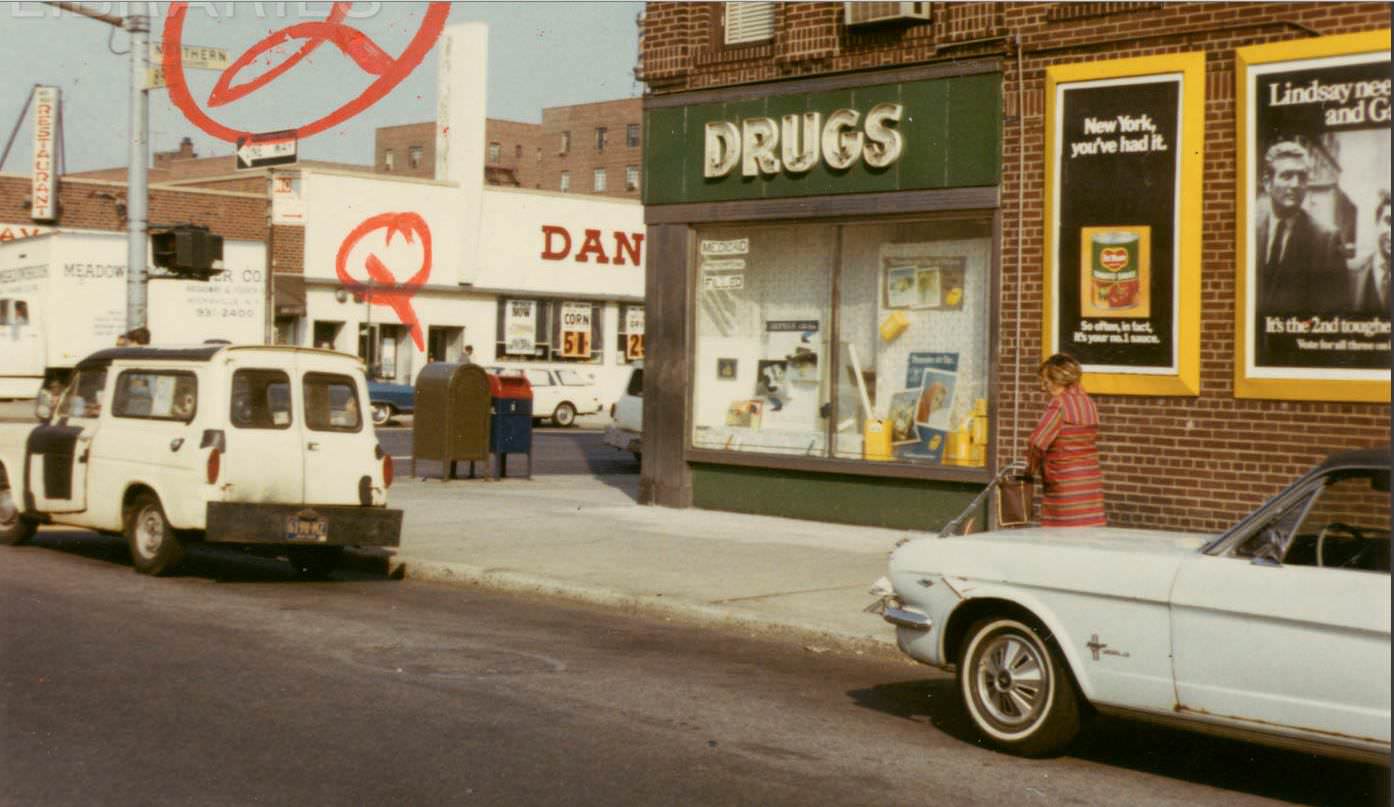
2;538;1387;806
375;420;639;478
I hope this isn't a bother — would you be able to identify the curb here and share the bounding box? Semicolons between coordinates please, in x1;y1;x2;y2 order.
343;547;907;663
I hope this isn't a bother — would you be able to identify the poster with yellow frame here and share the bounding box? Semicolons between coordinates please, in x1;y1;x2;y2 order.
1235;30;1391;402
1043;53;1204;396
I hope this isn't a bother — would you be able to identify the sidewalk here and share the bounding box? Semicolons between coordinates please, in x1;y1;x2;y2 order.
348;473;914;659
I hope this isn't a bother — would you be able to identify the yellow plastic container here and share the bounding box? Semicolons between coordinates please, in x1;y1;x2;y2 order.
863;418;893;461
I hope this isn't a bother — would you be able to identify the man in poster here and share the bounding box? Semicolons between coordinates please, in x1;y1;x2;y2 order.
1254;139;1349;316
1350;190;1390;315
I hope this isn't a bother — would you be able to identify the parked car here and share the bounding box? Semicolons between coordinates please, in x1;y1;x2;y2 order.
603;365;642;459
0;345;402;577
872;445;1390;764
486;366;602;427
367;377;415;426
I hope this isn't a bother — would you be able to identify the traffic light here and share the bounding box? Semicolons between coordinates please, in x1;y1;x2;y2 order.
151;225;224;278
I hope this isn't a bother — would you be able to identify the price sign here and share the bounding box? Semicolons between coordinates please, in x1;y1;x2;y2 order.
624;307;645;360
560;302;592;358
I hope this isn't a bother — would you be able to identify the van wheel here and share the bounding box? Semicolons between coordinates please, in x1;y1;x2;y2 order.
288;546;344;580
125;492;184;576
371;403;394;426
553;402;576;428
958;616;1081;757
0;483;37;546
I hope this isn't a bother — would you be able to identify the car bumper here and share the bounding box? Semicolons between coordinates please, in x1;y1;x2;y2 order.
603;425;640;452
205;502;402;547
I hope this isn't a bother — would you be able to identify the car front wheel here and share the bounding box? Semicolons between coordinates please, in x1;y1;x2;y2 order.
0;483;37;546
958;616;1081;756
552;402;576;427
125;492;184;576
371;402;394;426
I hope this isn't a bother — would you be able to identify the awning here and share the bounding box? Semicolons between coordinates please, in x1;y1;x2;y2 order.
274;274;306;317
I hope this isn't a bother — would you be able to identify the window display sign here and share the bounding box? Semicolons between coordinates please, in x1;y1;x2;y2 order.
1235;30;1391;402
1044;53;1204;396
624;307;645;360
559;302;592;358
504;299;537;356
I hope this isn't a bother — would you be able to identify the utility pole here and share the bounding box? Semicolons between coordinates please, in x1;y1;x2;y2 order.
46;1;148;333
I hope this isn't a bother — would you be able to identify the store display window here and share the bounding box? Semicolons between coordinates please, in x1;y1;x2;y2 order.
495;299;604;364
690;216;993;469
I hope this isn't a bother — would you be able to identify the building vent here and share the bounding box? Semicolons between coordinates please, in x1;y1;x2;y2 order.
845;2;931;27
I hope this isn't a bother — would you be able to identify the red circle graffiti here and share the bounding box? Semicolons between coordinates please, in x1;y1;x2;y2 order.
162;2;450;143
335;212;432;351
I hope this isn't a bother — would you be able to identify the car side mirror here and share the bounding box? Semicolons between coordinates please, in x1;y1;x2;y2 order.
34;391;54;422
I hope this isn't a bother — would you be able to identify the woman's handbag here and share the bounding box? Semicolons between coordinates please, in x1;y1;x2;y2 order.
995;471;1034;528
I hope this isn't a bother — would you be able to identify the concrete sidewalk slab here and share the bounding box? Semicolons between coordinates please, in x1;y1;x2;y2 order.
349;474;914;658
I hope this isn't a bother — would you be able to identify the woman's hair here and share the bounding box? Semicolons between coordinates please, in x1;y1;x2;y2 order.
1039;353;1082;388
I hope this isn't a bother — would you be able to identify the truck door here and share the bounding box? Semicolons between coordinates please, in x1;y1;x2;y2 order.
223;368;304;502
27;367;105;513
300;369;376;506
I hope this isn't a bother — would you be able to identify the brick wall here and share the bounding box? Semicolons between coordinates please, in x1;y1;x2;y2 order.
374;119;545;188
0;174;266;241
271;224;304;275
539;98;644;198
639;1;1392;532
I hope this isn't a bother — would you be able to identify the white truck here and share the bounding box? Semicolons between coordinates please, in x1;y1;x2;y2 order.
0;230;266;399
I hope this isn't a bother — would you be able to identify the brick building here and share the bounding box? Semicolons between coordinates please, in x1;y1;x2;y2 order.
373;97;644;199
634;2;1390;532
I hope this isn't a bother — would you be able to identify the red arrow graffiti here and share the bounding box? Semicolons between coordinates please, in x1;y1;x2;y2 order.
335;212;432;351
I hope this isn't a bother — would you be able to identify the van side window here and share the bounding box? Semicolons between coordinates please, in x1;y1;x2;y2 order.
231;369;292;429
304;373;361;432
60;368;108;419
114;370;198;422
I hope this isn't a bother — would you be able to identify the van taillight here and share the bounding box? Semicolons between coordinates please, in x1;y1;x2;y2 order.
207;448;221;484
383;455;394;488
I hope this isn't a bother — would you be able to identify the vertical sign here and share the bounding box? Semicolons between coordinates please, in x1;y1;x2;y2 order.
504;299;536;356
560;302;592;358
31;86;59;222
625;307;646;360
270;173;305;225
1044;54;1204;396
1236;30;1392;402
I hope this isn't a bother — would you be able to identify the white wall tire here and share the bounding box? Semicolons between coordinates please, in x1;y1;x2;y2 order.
958;616;1081;756
371;403;394;426
552;402;576;427
125;492;184;576
0;484;37;546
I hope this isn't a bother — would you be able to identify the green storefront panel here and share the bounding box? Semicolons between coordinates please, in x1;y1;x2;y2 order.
643;73;1001;206
691;464;982;532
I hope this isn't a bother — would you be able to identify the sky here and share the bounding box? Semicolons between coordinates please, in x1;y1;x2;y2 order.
0;1;644;173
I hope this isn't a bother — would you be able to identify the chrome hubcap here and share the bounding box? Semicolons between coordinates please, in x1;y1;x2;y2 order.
135;506;164;558
975;634;1047;728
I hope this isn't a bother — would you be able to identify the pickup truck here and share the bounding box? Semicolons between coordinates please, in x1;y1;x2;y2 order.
603;366;642;459
0;344;401;577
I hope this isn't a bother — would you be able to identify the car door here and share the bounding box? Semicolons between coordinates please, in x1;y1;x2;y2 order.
223;366;303;503
1170;471;1391;745
525;369;556;418
90;368;203;523
27;366;106;513
300;368;375;506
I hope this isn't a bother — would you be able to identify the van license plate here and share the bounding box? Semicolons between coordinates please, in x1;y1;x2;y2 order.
286;515;329;542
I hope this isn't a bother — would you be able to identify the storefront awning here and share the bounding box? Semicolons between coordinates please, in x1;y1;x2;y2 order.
274;274;306;317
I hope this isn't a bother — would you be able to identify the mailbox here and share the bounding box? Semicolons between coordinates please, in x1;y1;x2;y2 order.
489;373;533;478
411;362;491;479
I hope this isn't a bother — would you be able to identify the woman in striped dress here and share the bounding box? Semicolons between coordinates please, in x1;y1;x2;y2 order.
1027;354;1106;527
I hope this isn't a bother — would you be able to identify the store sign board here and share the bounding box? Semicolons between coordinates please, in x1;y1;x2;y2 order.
270;173;305;225
644;73;999;205
31;86;58;222
1234;30;1392;403
1043;54;1205;397
504;299;537;356
559;302;592;358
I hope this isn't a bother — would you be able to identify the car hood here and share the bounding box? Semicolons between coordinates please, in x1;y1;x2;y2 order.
890;527;1214;604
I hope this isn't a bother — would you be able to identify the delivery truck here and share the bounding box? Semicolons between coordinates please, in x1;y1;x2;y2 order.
0;229;266;398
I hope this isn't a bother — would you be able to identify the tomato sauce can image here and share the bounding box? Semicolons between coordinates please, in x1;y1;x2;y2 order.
1089;231;1141;310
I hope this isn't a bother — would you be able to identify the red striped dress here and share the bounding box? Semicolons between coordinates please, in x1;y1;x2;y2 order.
1027;386;1106;527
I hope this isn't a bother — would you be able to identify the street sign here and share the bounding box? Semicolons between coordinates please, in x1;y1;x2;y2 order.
144;43;230;89
236;131;298;170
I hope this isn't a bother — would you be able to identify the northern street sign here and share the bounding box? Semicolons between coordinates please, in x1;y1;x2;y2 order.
235;132;298;170
144;43;230;89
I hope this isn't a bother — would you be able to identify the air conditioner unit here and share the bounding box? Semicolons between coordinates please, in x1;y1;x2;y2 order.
845;1;931;27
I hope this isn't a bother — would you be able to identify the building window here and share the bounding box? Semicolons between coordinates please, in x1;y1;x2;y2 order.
383;149;395;171
488;142;501;162
560;171;571;192
625;165;639;192
536;147;542;163
724;2;775;45
626;124;640;148
619;304;645;363
408;145;423;170
593;168;607;193
560;130;571;154
495;300;604;364
690;216;993;468
515;144;523;158
595;127;607;152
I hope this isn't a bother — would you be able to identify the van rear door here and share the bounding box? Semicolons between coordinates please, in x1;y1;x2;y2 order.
224;367;303;502
300;368;378;506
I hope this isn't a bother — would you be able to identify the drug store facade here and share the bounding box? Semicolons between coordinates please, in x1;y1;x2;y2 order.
636;2;1390;531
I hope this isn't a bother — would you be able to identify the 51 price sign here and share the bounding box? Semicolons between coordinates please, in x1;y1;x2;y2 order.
560;302;593;358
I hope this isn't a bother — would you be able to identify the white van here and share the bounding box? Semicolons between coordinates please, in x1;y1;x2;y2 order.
0;345;400;576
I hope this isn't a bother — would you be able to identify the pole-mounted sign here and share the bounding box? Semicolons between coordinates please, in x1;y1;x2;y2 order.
235;130;298;170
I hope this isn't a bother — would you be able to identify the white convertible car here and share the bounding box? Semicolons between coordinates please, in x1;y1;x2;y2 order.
876;446;1390;764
